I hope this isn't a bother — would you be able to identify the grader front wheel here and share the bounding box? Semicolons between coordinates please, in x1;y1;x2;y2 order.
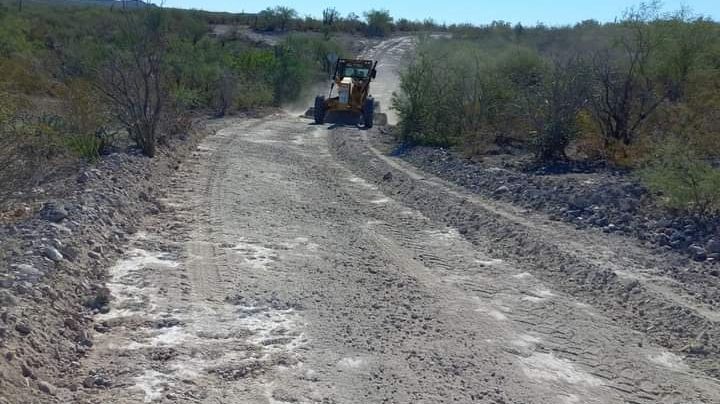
314;96;326;124
363;97;374;129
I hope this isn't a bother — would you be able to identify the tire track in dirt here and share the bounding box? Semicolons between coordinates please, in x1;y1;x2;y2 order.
330;127;720;394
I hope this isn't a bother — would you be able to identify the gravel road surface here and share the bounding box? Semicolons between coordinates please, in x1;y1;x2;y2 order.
66;37;720;404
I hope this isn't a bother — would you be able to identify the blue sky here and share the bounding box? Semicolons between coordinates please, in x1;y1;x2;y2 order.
161;1;719;26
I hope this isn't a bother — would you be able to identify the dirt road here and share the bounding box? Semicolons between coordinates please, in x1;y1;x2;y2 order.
67;38;720;404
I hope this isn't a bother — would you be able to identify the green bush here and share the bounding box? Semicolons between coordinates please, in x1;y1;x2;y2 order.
64;134;103;161
520;56;591;161
393;40;540;150
393;8;720;166
272;35;346;104
640;139;720;217
365;9;393;37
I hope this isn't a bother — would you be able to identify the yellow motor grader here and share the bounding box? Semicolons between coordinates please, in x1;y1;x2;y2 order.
311;58;387;128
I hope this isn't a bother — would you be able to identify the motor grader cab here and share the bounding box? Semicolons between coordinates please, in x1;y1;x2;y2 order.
312;58;386;128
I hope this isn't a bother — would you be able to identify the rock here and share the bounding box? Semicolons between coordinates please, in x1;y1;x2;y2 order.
618;198;637;212
77;171;91;183
670;231;685;242
15;323;31;335
656;233;670;246
624;279;640;292
15;264;42;280
37;380;56;395
494;185;510;194
83;375;112;389
61;246;80;262
594;216;609;227
0;290;17;307
569;196;590;210
688;245;707;262
82;377;95;389
39;202;67;223
617;213;633;225
706;239;720;254
64;318;80;331
43;246;64;262
84;288;111;310
21;363;35;379
382;172;393;181
272;388;300;402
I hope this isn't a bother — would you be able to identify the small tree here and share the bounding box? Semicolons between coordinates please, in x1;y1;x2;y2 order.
322;7;339;27
95;10;167;157
259;6;297;32
339;12;364;34
364;9;393;37
588;3;663;147
274;6;297;31
322;7;340;38
653;9;713;101
521;56;591;161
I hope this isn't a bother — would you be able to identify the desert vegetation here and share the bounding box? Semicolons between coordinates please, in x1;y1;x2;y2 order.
392;3;720;216
0;1;346;206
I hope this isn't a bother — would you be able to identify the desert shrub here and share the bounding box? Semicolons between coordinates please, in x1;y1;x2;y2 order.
271;35;346;104
0;57;51;95
365;9;393;37
60;79;110;135
391;38;462;146
64;134;103;161
0;102;76;205
0;10;30;57
257;6;298;32
587;7;663;148
652;13;718;101
212;69;238;117
56;79;113;160
393;3;720;169
230;48;275;108
516;56;592;161
94;9;167;157
393;40;546;151
171;85;203;111
236;77;274;109
640;138;720;217
574;109;607;160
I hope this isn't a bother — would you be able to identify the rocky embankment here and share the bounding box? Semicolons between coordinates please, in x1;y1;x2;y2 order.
397;145;720;264
0;120;216;403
